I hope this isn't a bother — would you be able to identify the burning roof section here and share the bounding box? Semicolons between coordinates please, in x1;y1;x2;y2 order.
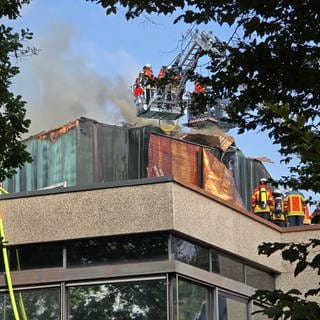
4;117;272;212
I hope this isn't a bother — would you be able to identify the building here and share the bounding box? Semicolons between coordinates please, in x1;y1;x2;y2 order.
0;118;318;319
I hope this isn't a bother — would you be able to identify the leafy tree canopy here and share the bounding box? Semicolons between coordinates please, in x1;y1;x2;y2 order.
250;240;320;319
0;0;33;181
89;0;320;195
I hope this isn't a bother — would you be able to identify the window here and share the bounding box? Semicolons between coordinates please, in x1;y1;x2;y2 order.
173;277;210;320
67;233;168;267
0;287;60;320
171;236;210;271
68;278;167;320
245;265;275;291
218;292;248;320
212;250;245;283
171;235;274;291
8;243;63;271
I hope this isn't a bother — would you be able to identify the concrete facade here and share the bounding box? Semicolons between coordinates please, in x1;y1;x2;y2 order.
0;176;319;301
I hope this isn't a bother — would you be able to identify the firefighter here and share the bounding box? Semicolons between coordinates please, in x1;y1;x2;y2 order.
190;80;208;116
284;189;306;227
194;80;206;94
303;201;310;225
169;64;182;98
142;64;155;82
251;178;274;221
136;64;156;104
271;189;287;227
157;65;172;94
310;202;320;224
157;65;171;83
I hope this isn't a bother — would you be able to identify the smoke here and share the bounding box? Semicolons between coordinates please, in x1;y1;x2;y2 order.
15;21;226;138
191;125;227;136
17;21;152;137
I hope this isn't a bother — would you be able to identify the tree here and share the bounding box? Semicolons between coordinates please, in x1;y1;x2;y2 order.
88;0;320;195
250;240;320;319
0;0;33;181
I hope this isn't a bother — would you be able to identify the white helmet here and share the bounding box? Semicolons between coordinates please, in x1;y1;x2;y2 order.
144;64;151;68
273;189;282;195
259;178;267;184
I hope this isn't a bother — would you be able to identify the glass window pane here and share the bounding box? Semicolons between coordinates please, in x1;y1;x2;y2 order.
9;243;63;270
212;250;244;283
245;265;275;291
173;277;210;320
0;287;60;320
68;279;167;320
67;233;168;267
171;236;210;271
218;293;247;320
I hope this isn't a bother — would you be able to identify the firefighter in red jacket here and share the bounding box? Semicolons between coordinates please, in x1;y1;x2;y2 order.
190;80;208;116
251;178;274;221
284;189;306;226
135;64;156;104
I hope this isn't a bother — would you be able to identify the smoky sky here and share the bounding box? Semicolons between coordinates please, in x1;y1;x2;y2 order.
15;21;152;137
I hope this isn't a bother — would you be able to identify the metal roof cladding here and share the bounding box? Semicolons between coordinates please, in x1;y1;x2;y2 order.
3;117;271;211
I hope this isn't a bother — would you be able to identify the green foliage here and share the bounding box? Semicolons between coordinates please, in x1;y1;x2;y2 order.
0;0;33;181
251;239;320;319
89;0;320;194
251;289;320;320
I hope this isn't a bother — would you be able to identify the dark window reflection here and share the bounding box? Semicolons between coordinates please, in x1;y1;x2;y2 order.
171;236;210;271
7;243;63;271
68;279;167;320
67;233;168;267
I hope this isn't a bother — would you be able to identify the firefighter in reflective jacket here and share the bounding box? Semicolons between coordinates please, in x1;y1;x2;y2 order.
190;80;208;116
284;189;306;227
303;202;310;225
271;189;287;227
136;64;156;104
251;178;274;221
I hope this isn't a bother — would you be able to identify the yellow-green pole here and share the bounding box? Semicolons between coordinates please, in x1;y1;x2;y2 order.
0;187;8;195
0;213;20;320
0;186;27;320
15;250;28;320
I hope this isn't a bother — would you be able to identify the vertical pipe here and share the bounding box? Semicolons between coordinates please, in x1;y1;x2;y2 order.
197;150;203;188
92;123;99;183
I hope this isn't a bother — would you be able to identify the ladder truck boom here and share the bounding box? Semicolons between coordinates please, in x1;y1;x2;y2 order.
132;30;227;122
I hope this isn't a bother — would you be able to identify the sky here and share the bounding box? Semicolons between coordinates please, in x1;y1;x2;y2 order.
7;0;315;203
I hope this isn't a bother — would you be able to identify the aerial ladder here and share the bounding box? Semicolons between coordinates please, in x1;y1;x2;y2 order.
132;30;233;130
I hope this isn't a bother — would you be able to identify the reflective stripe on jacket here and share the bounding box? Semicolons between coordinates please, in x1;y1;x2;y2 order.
251;186;274;214
285;192;305;216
